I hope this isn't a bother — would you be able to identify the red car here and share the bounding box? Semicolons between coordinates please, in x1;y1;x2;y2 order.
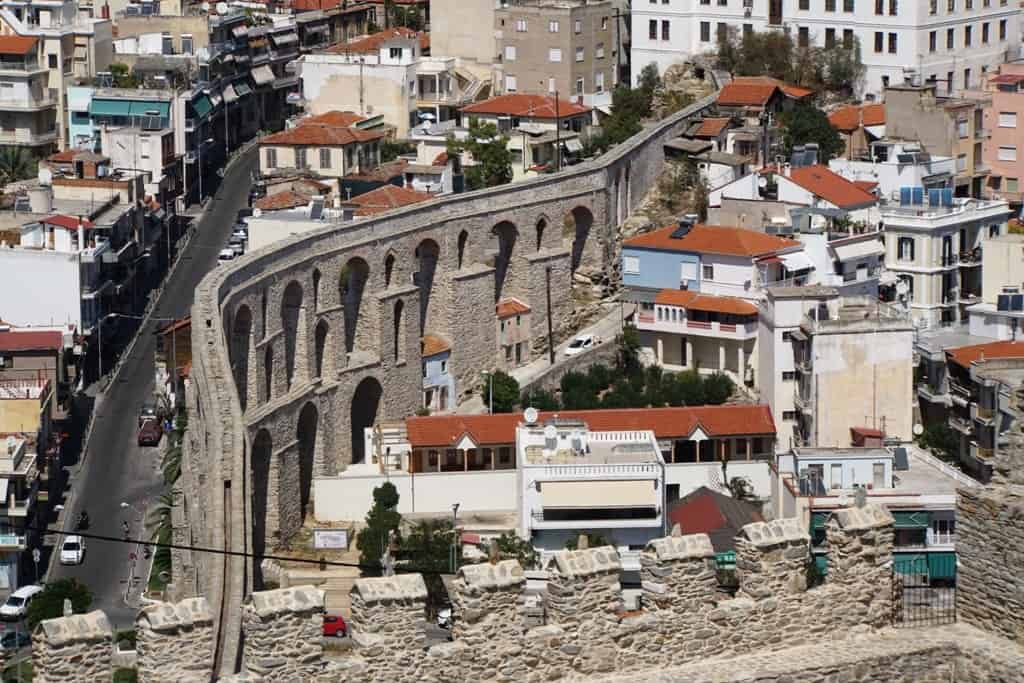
137;419;163;447
322;615;347;638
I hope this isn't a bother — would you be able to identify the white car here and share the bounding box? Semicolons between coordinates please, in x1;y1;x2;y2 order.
217;248;236;263
60;535;85;565
564;334;596;356
231;229;248;242
0;585;42;621
228;237;245;256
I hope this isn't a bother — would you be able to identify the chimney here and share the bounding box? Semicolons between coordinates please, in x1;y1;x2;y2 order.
77;216;84;252
783;162;792;178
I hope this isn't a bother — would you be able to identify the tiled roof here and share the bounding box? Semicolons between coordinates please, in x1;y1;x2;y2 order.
624;223;800;258
299;111;367;128
0;329;62;352
773;165;877;210
946;341;1024;368
654;289;758;316
432;151;449;166
461;93;590;119
290;0;343;10
666;486;763;553
421;334;451;357
717;77;813;107
41;215;94;230
255;190;311;211
828;103;885;132
988;73;1024;85
0;36;38;55
404;405;777;448
853;180;878;193
261;122;384;146
349;184;433;215
692;117;731;138
496;298;531;319
325;27;425;54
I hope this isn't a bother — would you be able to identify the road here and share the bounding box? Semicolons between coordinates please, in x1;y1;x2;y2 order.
49;148;258;628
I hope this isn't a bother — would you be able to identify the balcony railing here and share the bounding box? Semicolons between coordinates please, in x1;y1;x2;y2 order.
949;414;972;433
0;87;59;111
0;534;25;549
637;315;758;338
959;247;982;267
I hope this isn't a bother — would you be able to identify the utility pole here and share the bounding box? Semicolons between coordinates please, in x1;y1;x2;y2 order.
553;90;561;172
546;266;555;365
613;7;624;86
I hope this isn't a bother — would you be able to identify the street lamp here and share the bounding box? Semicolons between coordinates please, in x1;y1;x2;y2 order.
481;370;493;415
450;503;460;573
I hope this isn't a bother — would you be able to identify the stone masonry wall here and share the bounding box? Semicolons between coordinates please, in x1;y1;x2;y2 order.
31;610;113;683
241;586;325;679
136;597;214;682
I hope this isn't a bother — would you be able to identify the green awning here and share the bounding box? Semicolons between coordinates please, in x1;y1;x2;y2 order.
814;554;828;575
234;81;252;97
715;551;736;569
893;553;927;575
811;512;829;531
891;511;932;529
89;99;131;117
128;101;170;117
928;552;957;580
192;95;212;118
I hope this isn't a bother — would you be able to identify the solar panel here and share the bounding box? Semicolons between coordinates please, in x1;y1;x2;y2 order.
309;197;325;220
893;447;909;471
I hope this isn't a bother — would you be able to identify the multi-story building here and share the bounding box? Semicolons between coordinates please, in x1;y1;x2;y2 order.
829;138;957;200
429;0;498;80
493;0;623;106
0;323;76;420
965;232;1024;340
978;63;1024;204
0;434;41;596
880;191;1011;326
828;102;886;159
258;114;386;181
630;0;1020;100
0;36;59;156
421;334;454;413
496;297;532;370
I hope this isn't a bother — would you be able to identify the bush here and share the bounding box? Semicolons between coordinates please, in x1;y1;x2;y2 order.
482;370;520;413
702;372;735;405
521;388;560;411
356;482;402;572
26;578;92;629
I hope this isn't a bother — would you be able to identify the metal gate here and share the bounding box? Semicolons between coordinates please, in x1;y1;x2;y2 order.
891;555;956;627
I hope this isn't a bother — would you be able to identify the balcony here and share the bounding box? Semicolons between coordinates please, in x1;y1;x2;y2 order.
0;128;58;146
793;389;812;412
958;247;982;268
273;75;300;90
0;60;46;76
0;534;25;550
971;403;994;425
916;382;951;406
0;87;59;111
949;413;973;434
948;378;974;404
636;316;758;340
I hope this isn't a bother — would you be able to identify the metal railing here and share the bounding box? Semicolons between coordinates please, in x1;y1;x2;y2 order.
0;534;25;547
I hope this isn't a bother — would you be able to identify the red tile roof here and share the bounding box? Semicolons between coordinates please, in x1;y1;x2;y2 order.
693;117;731;138
255;190;311;211
299;111;367;128
624;223;800;258
853;180;878;193
405;405;777;448
349;184;433;215
421;334;451;357
717;77;813;107
654;289;758;316
772;165;877;210
461;93;590;119
47;149;78;163
261;123;384;146
988;73;1024;85
41;215;94;230
665;486;763;552
325;27;426;54
946;341;1024;368
0;329;62;352
496;298;531;319
0;36;38;55
290;0;343;10
828;103;885;132
432;151;449;166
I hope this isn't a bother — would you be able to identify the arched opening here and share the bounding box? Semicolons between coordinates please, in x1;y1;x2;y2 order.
350;377;383;465
568;206;594;274
312;269;321;311
457;230;469;269
384;252;396;288
251;428;272;585
230;305;252;411
260;289;268;339
340;257;370;355
314;319;328;379
414;239;440;336
493;221;518;302
393;299;405;363
263;346;274;403
535;218;547;252
281;281;303;389
296;402;318;523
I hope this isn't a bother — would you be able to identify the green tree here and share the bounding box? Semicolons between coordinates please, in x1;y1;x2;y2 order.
26;579;92;629
109;62;138;89
637;63;661;116
736;31;795;80
0;148;35;186
595;85;648;150
356;482;402;571
398;519;453;607
674;369;706;406
495;532;539;568
482;370;519;413
447;119;513;190
381;139;416;163
779;101;844;162
702;372;735;405
147;492;174;585
821;40;865;94
714;26;743;75
616;324;641;373
916;423;959;463
521;388;560;411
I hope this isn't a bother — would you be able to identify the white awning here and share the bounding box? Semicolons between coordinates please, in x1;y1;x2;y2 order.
271;32;299;46
564;138;583;152
832;239;885;262
222;84;239;104
541;480;658;509
252;65;275;86
779;251;815;273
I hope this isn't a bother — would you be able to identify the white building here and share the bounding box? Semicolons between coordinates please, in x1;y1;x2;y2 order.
0;435;39;595
630;0;1020;100
829;139;957;201
966;232;1024;340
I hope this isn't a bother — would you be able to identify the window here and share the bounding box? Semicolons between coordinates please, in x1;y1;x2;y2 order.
595;71;605;92
957;153;967;171
874;32;884;52
548;77;556;93
982;22;989;43
782;371;797;381
548;48;561;62
702;264;714;280
623;256;640;274
515;18;527;32
700;21;711;42
843;28;853;48
989;223;1001;237
898;237;915;261
798;26;809;47
799;0;809;8
964;25;972;46
576;46;585;62
575;77;584;94
825;0;835;10
319;148;331;168
930;0;937;13
948;0;954;9
830;464;843;489
999;112;1017;128
1007;178;1019;193
998;145;1017;161
505;75;517;92
162;32;173;55
548;20;559;32
843;0;854;11
743;23;753;37
596;42;605;59
440;360;447;374
965;0;972;6
181;34;194;55
601;16;609;29
782;411;798;421
875;0;883;13
505;45;517;61
700;0;710;4
265;148;277;168
889;0;897;13
1000;19;1007;40
296;148;307;169
717;22;728;42
649;19;657;40
422;363;427;378
964;68;971;88
661;20;670;40
516;315;521;326
48;54;57;68
825;28;836;48
389;47;402;60
958;117;969;138
888;32;897;53
947;28;954;49
574;19;582;34
929;31;937;52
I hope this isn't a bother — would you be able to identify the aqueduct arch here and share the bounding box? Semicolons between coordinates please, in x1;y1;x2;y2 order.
340;256;372;356
280;281;304;390
414;238;441;337
296;402;318;524
493;221;519;303
251;428;272;581
350;376;383;465
568;206;596;275
229;305;252;411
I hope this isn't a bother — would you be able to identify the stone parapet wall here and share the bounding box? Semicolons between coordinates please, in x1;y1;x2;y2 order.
241;586;326;679
640;533;718;612
31;610;113;683
136;597;214;682
735;518;810;599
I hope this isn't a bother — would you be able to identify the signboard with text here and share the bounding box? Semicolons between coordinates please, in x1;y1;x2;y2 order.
313;529;349;550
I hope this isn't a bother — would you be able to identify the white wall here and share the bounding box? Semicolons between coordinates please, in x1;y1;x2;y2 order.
792;454;891;491
664;461;771;499
701;252;758;300
0;249;82;329
313;470;518;521
299;55;417;136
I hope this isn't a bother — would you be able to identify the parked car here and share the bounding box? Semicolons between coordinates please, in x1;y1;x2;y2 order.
60;535;85;565
138;403;157;426
564;334;596;356
138;419;163;447
231;228;248;242
217;248;236;263
237;208;253;220
228;237;245;256
1;631;30;650
0;585;42;621
322;614;347;638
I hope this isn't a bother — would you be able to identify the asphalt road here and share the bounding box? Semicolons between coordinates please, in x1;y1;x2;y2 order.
49;148;258;628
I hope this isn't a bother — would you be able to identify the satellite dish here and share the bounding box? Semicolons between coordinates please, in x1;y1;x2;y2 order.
913;423;924;436
252;208;262;218
757;176;769;189
201;1;210;10
216;1;228;13
523;407;538;424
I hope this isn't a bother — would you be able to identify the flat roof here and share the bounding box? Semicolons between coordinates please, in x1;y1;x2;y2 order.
914;325;994;356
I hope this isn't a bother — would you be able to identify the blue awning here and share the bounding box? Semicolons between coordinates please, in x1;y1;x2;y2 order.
89;99;131;117
192;95;212;118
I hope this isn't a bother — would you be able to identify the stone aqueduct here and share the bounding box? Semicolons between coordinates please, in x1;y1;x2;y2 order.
183;95;717;675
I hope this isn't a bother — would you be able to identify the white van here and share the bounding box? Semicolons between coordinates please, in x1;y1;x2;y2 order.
0;585;43;621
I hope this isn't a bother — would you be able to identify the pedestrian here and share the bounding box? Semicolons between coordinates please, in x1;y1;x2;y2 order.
122;520;130;538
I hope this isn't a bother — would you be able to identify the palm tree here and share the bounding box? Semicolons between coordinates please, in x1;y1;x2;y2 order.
147;493;174;587
161;441;182;485
0;148;35;186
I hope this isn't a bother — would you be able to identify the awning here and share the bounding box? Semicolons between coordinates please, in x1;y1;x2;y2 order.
810;511;828;531
891;510;931;529
192;95;212;118
893;553;928;575
779;251;815;272
563;138;583;153
252;64;275;86
757;255;782;265
128;101;170;118
814;553;828;575
89;99;131;117
789;328;807;341
270;32;298;46
234;82;253;97
832;239;885;262
928;552;957;580
541;480;658;509
222;84;239;104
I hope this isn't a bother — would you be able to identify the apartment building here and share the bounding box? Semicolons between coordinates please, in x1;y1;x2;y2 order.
965;232;1024;340
496;298;532;370
494;0;623;106
0;36;59;155
829;139;957;200
630;0;1020;99
428;0;497;79
979;63;1024;204
0;434;41;596
880;191;1011;327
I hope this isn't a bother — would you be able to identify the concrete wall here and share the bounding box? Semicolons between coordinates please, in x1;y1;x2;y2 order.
299;56;417;137
622;246;699;293
981;234;1024;303
0;249;82;330
429;0;496;75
